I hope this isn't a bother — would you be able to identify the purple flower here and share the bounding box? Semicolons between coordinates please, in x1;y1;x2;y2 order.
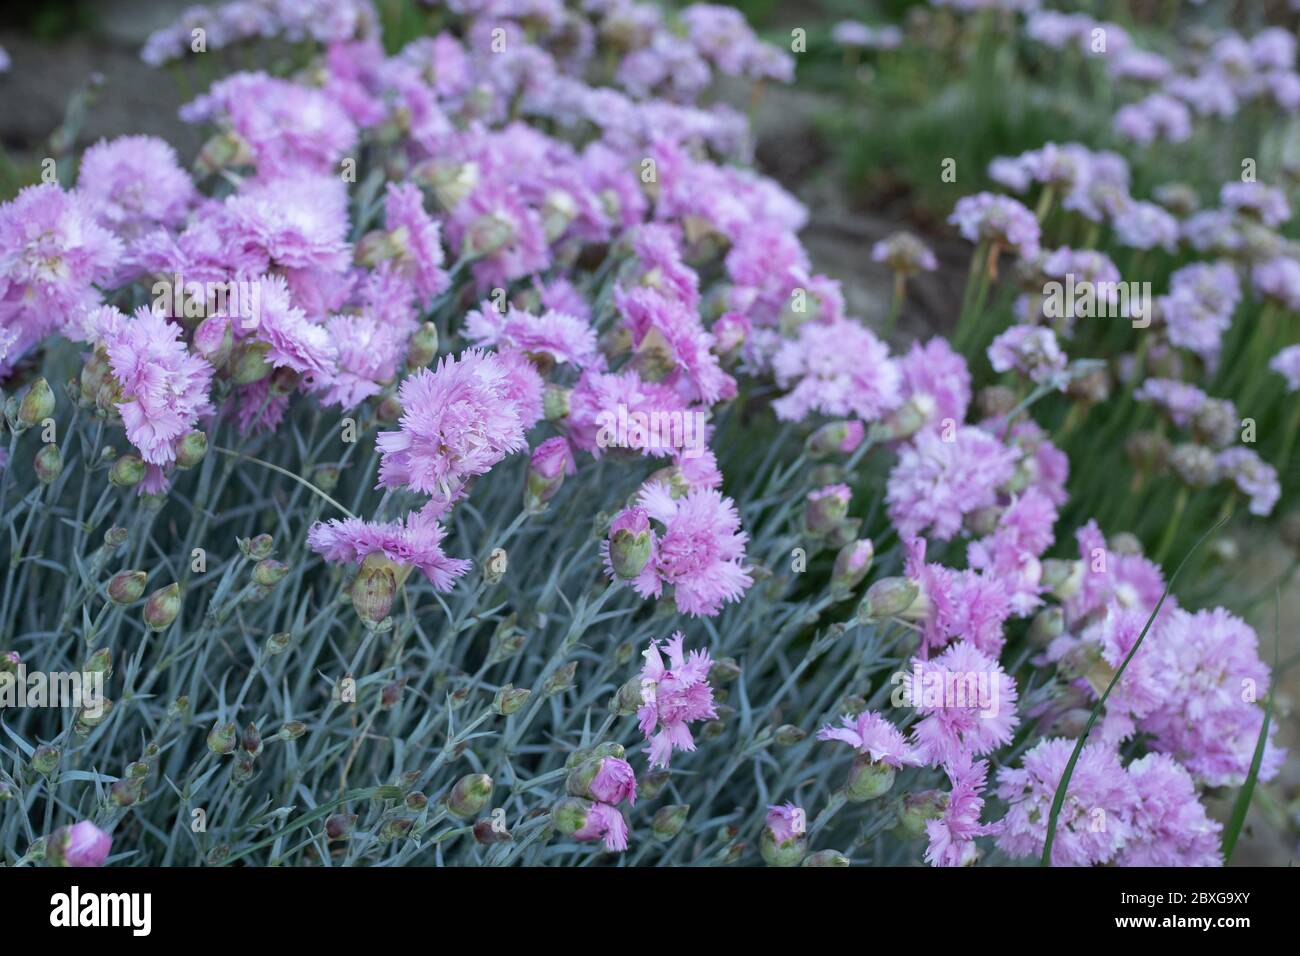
376;183;449;306
1114;94;1192;145
53;821;112;868
449;179;548;290
76;135;195;235
896;338;971;431
572;801;631;852
1216;447;1279;515
949;193;1041;259
925;754;998;867
872;231;938;274
764;803;806;843
1270;344;1300;390
636;633;718;769
566;368;688;458
247;274;338;382
996;738;1137;866
624;482;752;618
465;301;601;370
223;175;352;275
987;325;1067;387
616;286;735;404
377;349;532;513
772;318;902;423
1112;200;1179;252
817;710;916;767
1220;181;1291;227
88;306;214;466
887;426;1018;541
1251;255;1300;310
1135;378;1208;427
1118;754;1223;867
905;640;1020;765
589;757;638;806
308;506;471;591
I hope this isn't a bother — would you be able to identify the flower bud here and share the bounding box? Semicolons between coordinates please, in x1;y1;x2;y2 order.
143;583;181;631
174;430;208;469
350;561;396;626
845;754;897;802
31;744;60;776
894;789;948;840
804;485;851;535
230;341;272;385
543;383;571;422
207;721;238;755
17;378;55;427
551;796;593;836
524;437;570;512
33;443;63;483
278;720;307;740
47;821;111;868
103;526;129;549
856;576;919;622
607;508;653;579
541;660;577;697
474;817;513;844
446;773;493;818
639;769;670;801
252;558;289;587
611;676;644;715
1041;558;1083;599
242;723;263;756
774;724;807;746
802;849;850;866
1170;442;1219;488
567;756;637;805
493;683;531;716
266;631;292;655
326;813;356;840
83;648;112;678
761;806;807;867
806;419;865;459
1027;606;1064;647
831;539;874;596
464;212;514;258
651;804;689;840
108;453;146;488
193;315;233;368
407;322;439;368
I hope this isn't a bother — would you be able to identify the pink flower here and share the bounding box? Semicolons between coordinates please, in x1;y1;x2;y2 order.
307;506;470;591
377;182;449;306
897;338;971;430
625;482;752;618
996;738;1137;867
987;325;1067;388
616;286;735;404
925;754;998;867
76;135;195;235
567;368;688;458
572;802;630;852
449;179;548;290
589;757;638;806
377;349;532;513
637;632;718;768
886;426;1018;542
772;318;902;423
1118;754;1223;867
89;306;214;467
55;821;112;868
949;193;1041;258
464;301;601;369
223;175;352;275
1271;344;1300;390
905;640;1020;766
817;710;916;768
765;803;806;843
0;183;121;371
321;312;408;409
247;274;338;382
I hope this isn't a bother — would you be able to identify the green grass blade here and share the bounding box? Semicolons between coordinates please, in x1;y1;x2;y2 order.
1219;590;1280;864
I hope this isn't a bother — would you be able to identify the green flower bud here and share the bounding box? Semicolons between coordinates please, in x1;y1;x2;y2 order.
801;849;851;867
894;790;948;840
350;561;396;626
108;454;146;488
774;724;807;746
845;754;897;802
543;383;571;422
760;826;807;867
493;683;531;716
30;744;60;776
651;804;690;840
611;676;643;716
107;570;147;605
230;341;273;385
103;526;130;549
541;660;577;697
278;721;307;741
174;430;208;469
142;583;181;631
551;796;593;835
207;721;238;755
252;558;289;587
1027;606;1065;647
17;378;55;427
856;576;919;622
266;631;292;655
831;539;874;596
82;648;112;678
464;212;514;258
806;420;865;459
407;322;439;369
34;443;63;483
446;773;493;818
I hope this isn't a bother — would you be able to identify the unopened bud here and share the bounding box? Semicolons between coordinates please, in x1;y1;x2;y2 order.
802;849;850;866
109;454;146;488
651;804;689;840
464;212;514;258
774;724;807;746
407;322;439;368
1027;606;1064;647
831;539;874;596
806;420;865;459
18;378;55;426
142;583;181;630
34;443;63;483
856;576;919;622
350;561;396;626
193;315;233;368
252;558;289;587
543;384;571;422
230;341;272;385
493;683;531;716
607;508;653;579
804;485;851;535
31;744;60;776
207;721;238;755
174;430;208;469
278;721;307;740
894;789;948;839
446;773;493;818
845;753;897;801
524;437;570;512
266;631;292;655
541;661;577;697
